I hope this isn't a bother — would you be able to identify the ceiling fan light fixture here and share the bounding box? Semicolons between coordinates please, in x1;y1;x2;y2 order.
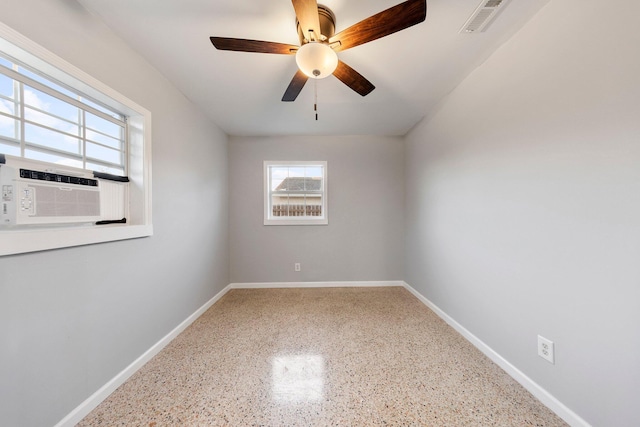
210;0;427;101
295;42;338;79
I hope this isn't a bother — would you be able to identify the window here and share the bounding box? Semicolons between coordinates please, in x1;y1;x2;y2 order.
264;161;328;225
0;53;127;175
0;22;152;256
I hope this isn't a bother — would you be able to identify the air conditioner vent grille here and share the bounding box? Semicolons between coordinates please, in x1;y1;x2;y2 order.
461;0;509;33
31;185;100;217
484;0;504;8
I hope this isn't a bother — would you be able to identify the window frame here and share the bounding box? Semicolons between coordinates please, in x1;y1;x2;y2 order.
264;161;328;226
0;21;152;256
0;59;128;175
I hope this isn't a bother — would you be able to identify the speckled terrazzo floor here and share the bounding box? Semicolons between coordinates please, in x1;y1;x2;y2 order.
78;287;567;426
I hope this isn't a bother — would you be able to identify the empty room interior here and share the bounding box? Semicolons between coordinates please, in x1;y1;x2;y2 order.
0;0;638;426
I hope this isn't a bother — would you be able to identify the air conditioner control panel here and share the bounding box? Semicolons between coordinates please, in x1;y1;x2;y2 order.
20;188;34;214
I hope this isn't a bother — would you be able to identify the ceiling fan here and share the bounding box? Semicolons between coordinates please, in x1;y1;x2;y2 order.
210;0;427;102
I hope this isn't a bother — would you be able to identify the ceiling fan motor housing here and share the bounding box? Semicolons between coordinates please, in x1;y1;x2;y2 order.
296;4;336;44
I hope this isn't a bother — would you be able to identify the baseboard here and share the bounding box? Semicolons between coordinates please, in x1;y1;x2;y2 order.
402;281;590;427
56;280;588;427
230;280;405;289
55;281;399;425
54;283;233;427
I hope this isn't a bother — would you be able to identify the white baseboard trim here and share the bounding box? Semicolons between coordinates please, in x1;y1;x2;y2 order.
54;283;233;427
55;280;399;425
230;280;405;289
402;281;590;427
56;280;588;427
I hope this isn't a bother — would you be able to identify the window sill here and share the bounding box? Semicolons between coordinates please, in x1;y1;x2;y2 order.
0;224;153;256
264;218;328;226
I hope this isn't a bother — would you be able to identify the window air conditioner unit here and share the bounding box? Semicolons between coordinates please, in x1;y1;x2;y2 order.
1;163;103;227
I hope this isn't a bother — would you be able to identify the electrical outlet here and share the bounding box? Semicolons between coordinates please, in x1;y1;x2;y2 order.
538;335;554;364
294;263;301;272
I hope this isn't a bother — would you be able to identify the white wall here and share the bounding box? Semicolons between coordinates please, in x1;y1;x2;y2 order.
0;1;229;426
3;0;639;425
404;0;640;426
230;135;404;283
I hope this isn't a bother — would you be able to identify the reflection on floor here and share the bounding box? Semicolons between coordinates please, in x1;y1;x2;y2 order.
78;287;567;426
273;354;325;403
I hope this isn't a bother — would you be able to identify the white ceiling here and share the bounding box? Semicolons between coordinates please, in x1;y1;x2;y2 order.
76;0;550;136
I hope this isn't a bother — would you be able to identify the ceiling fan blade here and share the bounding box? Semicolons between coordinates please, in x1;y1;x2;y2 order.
333;61;375;97
210;37;298;55
329;0;426;52
282;70;309;102
291;0;321;41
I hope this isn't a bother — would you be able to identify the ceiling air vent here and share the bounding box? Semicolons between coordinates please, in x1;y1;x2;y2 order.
460;0;509;33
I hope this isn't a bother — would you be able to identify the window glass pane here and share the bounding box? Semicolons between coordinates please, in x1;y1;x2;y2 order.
271;194;323;218
296;195;323;217
18;66;76;99
25;148;82;168
5;63;124;120
86;142;122;165
271;195;289;217
0;116;19;140
305;166;322;191
270;166;288;191
305;166;322;177
265;162;326;224
275;176;322;192
305;193;323;206
24;85;79;122
86;129;123;150
1;98;18;117
85;112;122;140
25;107;79;136
287;203;307;217
0;61;128;173
0;140;20;156
284;168;306;191
0;56;12;68
10;64;122;121
305;177;322;192
288;167;304;177
0;73;15;98
25;123;81;155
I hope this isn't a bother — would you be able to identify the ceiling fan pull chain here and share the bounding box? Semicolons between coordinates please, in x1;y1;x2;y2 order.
314;78;318;121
